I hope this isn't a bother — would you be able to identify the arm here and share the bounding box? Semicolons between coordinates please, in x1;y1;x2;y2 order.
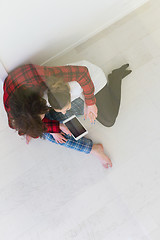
35;65;98;122
73;66;98;121
34;65;96;106
72;66;96;106
84;103;98;123
50;123;72;143
61;66;98;122
73;66;98;122
27;117;61;144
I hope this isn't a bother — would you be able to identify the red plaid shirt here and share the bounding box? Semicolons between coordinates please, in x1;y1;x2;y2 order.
3;64;96;135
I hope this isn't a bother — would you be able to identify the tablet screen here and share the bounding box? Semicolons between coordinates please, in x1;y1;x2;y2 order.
65;117;87;138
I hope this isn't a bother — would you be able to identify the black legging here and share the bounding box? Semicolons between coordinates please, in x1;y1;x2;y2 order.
96;64;132;127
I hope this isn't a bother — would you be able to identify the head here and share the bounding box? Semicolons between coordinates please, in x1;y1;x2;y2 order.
54;102;71;115
9;87;49;138
46;76;71;114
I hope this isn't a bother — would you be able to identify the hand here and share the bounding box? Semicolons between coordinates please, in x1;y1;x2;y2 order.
60;123;72;136
26;135;32;144
84;104;98;123
50;132;67;143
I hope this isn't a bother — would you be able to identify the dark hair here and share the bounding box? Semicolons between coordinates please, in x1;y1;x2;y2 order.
46;76;71;109
9;87;49;138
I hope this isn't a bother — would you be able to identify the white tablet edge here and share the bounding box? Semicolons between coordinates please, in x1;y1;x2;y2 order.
63;115;88;140
75;129;88;140
63;115;76;124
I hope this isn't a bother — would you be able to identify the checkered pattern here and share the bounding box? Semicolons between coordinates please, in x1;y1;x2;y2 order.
3;64;96;135
44;98;93;154
44;132;93;154
45;97;84;122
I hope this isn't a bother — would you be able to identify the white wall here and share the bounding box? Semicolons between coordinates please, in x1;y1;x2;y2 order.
0;0;148;72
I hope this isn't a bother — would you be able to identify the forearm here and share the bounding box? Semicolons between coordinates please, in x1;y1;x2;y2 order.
76;66;96;105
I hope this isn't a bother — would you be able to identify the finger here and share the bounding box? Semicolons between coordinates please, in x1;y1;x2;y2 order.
57;139;66;143
94;111;98;118
89;115;93;124
65;131;71;136
60;136;67;142
60;140;67;143
58;133;67;141
56;138;66;143
68;131;72;136
89;112;94;123
92;110;97;119
62;128;72;136
95;106;98;117
88;112;92;122
84;113;87;120
92;109;98;118
92;113;96;122
61;132;70;138
67;129;72;135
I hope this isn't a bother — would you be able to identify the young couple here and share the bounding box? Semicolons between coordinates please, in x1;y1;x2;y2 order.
3;62;131;168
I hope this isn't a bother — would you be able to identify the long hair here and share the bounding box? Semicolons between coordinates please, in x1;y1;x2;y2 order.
46;76;71;110
9;87;49;138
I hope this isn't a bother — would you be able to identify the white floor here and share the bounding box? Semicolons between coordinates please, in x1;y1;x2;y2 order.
1;0;160;239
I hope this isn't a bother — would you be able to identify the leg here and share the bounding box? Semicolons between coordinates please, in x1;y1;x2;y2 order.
44;132;92;154
91;144;112;168
96;64;132;127
44;133;112;168
45;98;84;122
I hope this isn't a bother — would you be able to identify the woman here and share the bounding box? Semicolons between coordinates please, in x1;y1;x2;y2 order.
44;62;132;128
7;86;112;168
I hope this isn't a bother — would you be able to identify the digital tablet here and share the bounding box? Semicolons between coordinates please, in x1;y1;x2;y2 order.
63;115;88;140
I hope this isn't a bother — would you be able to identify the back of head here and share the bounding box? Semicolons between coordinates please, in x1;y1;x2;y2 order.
9;87;49;137
46;76;71;110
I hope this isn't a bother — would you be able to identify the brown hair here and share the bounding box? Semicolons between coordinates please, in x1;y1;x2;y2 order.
46;76;71;110
9;87;49;138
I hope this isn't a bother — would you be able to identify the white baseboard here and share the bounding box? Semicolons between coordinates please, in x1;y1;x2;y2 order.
42;0;149;66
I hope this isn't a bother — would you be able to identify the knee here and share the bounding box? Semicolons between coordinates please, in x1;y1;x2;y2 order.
97;116;116;127
103;120;116;127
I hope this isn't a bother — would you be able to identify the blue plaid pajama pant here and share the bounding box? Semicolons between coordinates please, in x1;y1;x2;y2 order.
44;98;93;154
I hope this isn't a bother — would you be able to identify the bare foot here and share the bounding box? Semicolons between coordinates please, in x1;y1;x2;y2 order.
91;144;112;168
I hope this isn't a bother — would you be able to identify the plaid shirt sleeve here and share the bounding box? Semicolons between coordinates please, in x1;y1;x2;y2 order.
34;65;96;106
42;117;60;133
